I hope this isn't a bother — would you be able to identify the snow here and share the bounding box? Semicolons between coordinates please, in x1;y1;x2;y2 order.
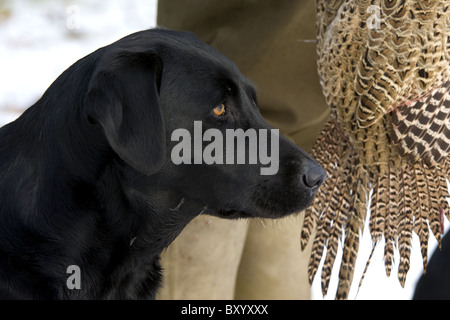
0;0;157;124
0;0;447;300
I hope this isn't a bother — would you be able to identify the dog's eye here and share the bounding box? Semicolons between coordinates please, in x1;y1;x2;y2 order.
213;104;226;116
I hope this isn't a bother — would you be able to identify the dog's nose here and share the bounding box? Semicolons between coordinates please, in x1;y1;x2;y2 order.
302;163;327;189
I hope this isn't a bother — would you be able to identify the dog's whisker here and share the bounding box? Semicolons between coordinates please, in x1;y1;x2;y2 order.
204;216;214;226
260;219;268;229
169;197;185;212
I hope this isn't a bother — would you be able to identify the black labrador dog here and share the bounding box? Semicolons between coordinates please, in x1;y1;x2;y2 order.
0;29;326;299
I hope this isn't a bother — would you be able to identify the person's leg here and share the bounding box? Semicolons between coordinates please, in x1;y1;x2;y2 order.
157;216;248;299
157;0;328;299
234;217;314;299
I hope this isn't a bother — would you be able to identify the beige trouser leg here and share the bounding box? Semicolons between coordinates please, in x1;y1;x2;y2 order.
158;216;249;299
234;217;313;300
156;0;328;300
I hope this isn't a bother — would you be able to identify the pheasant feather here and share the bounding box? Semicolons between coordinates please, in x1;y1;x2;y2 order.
301;0;450;299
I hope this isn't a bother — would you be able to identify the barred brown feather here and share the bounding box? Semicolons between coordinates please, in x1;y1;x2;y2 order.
301;0;450;299
397;167;413;287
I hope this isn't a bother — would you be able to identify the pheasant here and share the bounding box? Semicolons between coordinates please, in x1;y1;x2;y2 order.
300;0;450;299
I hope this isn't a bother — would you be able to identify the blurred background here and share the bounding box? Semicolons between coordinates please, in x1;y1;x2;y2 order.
0;0;157;125
0;0;447;300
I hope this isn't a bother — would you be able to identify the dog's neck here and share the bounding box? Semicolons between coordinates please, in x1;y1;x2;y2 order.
0;104;203;299
114;167;202;252
87;167;203;299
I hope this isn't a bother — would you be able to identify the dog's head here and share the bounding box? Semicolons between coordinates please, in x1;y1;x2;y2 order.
84;29;326;219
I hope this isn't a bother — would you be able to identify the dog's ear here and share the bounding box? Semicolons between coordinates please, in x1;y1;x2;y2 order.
85;49;164;175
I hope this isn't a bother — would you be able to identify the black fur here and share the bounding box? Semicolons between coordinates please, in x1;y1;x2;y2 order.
0;29;326;299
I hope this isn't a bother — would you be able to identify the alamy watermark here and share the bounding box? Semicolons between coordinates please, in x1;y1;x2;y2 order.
66;5;81;30
66;265;81;290
171;121;280;175
367;5;381;30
